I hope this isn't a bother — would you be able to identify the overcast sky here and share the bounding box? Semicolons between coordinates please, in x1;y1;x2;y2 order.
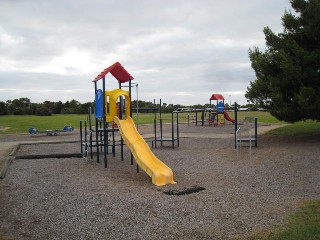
0;0;292;106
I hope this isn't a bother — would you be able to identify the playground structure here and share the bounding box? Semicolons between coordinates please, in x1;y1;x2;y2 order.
29;126;74;136
80;62;176;186
209;94;235;125
180;93;236;127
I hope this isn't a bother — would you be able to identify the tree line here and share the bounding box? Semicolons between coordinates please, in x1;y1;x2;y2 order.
0;98;93;116
0;98;216;116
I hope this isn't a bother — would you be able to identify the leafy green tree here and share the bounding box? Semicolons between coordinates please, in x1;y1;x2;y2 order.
35;106;52;116
0;101;7;115
53;101;64;114
246;0;320;122
11;98;32;115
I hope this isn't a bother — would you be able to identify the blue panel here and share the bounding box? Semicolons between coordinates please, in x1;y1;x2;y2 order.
95;89;104;118
217;101;224;113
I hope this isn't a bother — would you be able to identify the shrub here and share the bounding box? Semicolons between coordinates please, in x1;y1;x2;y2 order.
36;107;52;116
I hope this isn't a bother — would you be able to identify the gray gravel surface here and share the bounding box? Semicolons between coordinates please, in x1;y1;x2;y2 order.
0;124;319;239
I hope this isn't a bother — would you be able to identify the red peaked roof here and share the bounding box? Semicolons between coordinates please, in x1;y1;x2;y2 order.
93;62;134;83
210;94;225;100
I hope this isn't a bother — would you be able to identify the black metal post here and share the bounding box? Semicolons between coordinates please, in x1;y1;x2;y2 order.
153;119;157;148
80;121;83;154
153;99;157;148
129;79;132;118
171;104;174;149
121;137;124;161
84;120;87;148
119;82;122;119
160;99;163;146
201;110;204;126
103;77;107;168
112;127;115;157
234;102;238;149
177;111;180;147
195;111;198;126
89;108;93;159
255;117;258;147
216;100;219;125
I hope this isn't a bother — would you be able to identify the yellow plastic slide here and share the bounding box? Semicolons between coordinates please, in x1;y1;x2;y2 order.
114;116;176;186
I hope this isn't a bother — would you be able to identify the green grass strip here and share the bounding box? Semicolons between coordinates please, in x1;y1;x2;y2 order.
267;120;320;137
253;200;320;240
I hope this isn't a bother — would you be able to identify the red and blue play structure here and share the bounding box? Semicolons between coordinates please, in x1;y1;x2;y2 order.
209;94;235;124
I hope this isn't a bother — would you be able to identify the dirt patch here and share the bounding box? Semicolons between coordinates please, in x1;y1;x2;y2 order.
258;124;286;135
0;126;9;131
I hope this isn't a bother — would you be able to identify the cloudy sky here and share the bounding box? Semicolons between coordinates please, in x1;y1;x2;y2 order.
0;0;292;105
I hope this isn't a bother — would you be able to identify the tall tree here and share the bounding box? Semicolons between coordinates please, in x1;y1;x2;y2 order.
246;0;320;122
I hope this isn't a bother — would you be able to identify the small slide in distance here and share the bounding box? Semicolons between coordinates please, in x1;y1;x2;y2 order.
223;111;235;123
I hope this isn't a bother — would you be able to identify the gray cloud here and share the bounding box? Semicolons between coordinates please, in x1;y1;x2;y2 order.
0;0;291;105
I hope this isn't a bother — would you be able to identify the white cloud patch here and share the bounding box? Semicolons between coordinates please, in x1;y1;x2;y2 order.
0;26;24;49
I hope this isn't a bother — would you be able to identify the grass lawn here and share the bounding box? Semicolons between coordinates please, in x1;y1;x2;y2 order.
0;111;283;134
227;111;285;124
251;200;320;240
0;114;86;134
267;120;320;137
1;111;319;135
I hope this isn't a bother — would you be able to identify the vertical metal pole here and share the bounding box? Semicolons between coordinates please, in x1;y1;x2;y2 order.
84;120;88;157
95;117;100;163
103;77;107;168
84;120;87;146
99;121;102;152
234;102;238;149
129;79;132;118
136;84;139;130
131;153;134;165
153;99;157;148
119;82;124;161
89;107;93;159
195;111;198;126
201;110;204;126
255;117;258;147
129;79;133;163
153;119;157;148
160;99;163;145
216;100;219;125
171;104;174;149
121;137;124;161
177;111;179;147
80;121;83;154
112;127;115;157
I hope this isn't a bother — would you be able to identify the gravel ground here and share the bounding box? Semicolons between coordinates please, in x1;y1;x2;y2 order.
0;124;319;239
